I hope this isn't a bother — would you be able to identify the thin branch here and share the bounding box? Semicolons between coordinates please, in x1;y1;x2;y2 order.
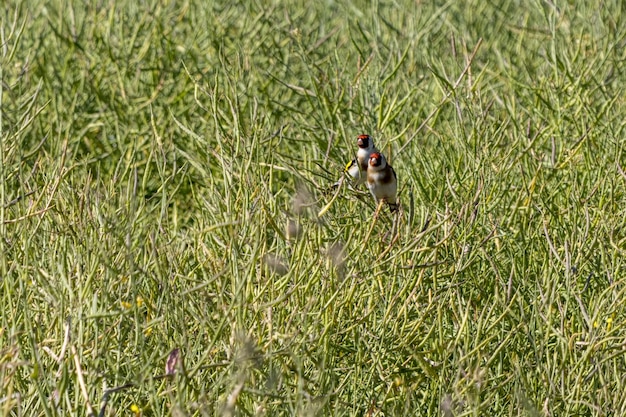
397;38;483;156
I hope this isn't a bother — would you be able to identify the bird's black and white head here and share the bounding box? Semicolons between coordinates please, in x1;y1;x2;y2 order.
357;134;374;151
368;152;387;170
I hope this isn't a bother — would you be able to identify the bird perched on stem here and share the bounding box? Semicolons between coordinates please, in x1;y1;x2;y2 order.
366;152;398;212
335;134;378;187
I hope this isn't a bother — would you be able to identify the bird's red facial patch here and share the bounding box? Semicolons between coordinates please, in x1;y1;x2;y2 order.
357;134;370;149
369;152;382;166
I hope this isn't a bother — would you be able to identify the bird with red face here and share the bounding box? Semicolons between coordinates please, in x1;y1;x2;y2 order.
335;134;378;187
366;152;398;212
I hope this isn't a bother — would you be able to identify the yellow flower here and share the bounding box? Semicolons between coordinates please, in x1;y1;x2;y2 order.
130;404;140;416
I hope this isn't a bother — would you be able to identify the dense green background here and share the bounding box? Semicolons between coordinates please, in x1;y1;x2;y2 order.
2;1;626;415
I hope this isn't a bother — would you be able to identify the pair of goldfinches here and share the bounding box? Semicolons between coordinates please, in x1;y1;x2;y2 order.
341;134;398;212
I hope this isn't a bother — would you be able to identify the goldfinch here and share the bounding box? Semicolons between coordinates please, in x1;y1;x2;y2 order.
334;134;378;187
366;152;398;212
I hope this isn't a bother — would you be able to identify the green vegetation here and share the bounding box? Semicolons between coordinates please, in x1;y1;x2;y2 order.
2;1;626;415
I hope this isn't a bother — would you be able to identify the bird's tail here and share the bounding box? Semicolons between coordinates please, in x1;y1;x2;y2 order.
322;177;342;196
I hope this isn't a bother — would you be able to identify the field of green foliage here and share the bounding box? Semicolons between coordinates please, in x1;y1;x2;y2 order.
3;1;626;415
